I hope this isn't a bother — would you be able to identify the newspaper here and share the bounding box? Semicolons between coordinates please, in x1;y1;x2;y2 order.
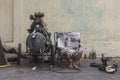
57;32;80;49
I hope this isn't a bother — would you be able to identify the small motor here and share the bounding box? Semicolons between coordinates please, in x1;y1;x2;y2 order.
105;61;118;73
105;66;116;73
98;54;119;74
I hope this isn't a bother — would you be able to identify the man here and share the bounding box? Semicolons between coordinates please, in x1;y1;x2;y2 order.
61;38;83;69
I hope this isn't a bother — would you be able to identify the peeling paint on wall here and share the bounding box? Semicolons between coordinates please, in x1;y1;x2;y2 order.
61;0;73;15
60;0;105;40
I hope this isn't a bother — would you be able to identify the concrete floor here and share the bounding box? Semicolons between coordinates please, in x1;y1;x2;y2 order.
0;59;120;80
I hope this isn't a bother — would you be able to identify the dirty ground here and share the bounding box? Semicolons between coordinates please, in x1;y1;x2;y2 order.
0;58;120;80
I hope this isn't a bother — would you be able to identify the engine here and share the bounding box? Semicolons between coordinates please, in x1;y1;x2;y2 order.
26;12;52;55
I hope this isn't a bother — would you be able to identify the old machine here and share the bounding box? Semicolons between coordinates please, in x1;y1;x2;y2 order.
90;54;119;74
26;12;54;65
98;54;119;74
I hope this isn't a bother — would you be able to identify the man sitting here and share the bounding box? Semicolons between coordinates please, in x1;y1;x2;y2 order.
61;39;83;69
57;32;83;69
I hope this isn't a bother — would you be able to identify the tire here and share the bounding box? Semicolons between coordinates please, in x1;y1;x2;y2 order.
26;32;46;53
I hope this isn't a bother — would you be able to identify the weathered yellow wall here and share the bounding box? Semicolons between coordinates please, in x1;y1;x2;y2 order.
2;0;120;56
0;0;14;42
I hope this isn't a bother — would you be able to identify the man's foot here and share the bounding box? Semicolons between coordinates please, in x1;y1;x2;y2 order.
73;64;81;71
68;64;73;69
73;64;79;69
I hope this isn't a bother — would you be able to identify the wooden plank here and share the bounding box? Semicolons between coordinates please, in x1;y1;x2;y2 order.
0;37;7;65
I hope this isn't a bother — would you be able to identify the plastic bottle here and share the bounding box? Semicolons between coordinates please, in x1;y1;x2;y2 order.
65;37;68;47
92;50;96;59
84;48;87;59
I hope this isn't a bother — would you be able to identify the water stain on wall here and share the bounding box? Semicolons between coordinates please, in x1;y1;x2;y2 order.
60;0;104;41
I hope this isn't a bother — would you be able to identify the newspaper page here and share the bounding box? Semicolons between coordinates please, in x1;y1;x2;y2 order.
57;32;80;49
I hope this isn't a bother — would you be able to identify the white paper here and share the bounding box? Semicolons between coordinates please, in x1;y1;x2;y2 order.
57;32;80;49
32;66;37;71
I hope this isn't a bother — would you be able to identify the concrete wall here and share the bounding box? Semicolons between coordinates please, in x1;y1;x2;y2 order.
0;0;14;42
2;0;120;56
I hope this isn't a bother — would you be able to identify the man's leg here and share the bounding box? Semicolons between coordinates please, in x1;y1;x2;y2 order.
72;51;83;69
64;52;73;68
